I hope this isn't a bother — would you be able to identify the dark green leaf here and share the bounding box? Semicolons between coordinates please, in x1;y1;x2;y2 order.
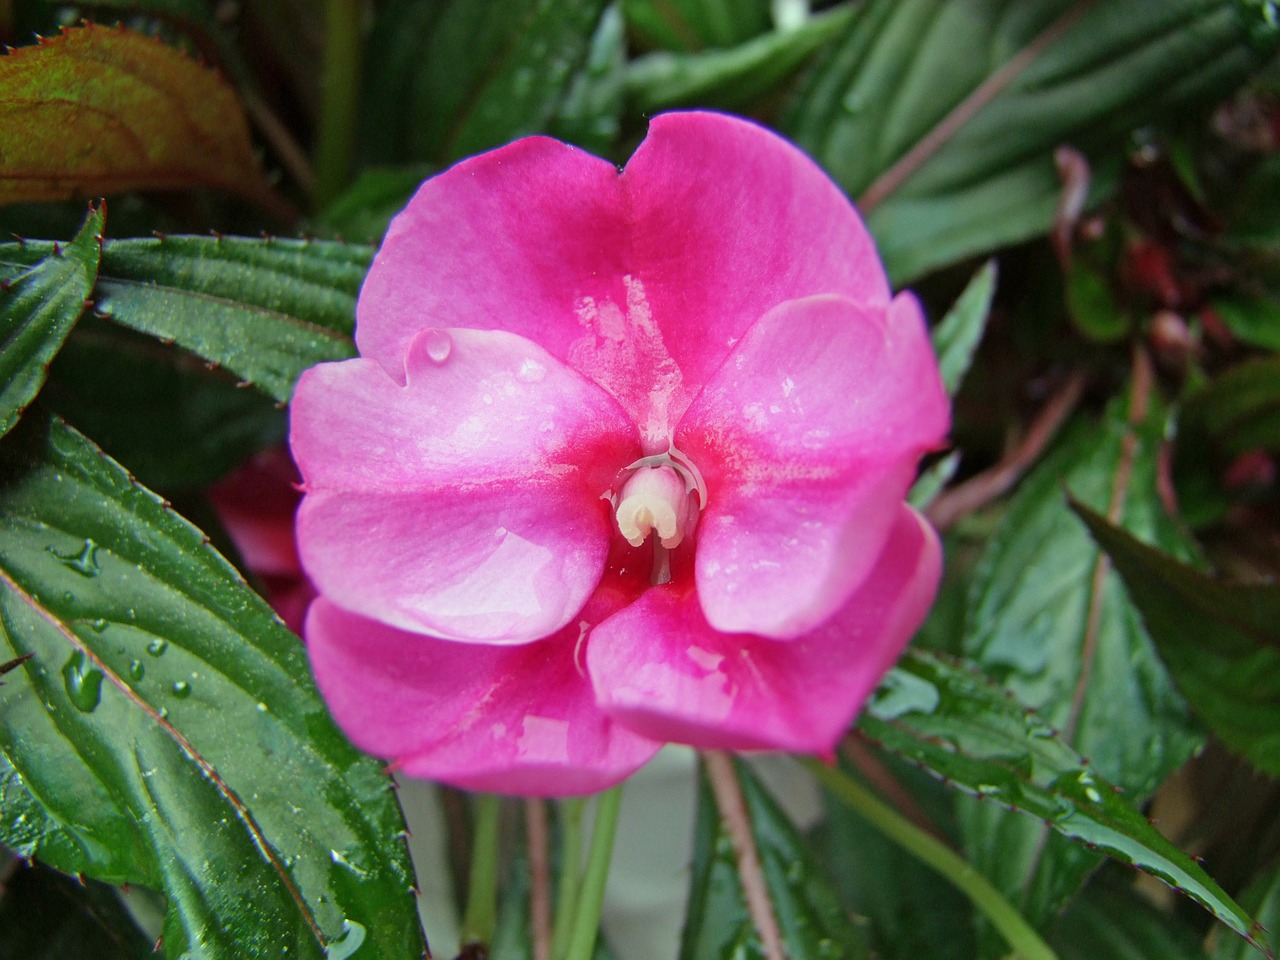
1216;860;1280;960
361;0;610;164
783;0;1280;282
931;260;997;397
1181;357;1280;458
859;649;1266;956
959;396;1203;933
621;0;771;51
1051;876;1212;960
0;858;153;960
549;3;627;156
1066;260;1129;343
1212;294;1280;352
680;759;869;960
1073;499;1280;777
45;320;286;491
0;206;101;438
624;6;852;114
0;414;426;960
0;234;368;404
318;165;435;245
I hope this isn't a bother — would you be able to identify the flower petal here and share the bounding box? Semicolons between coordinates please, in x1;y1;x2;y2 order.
307;597;661;796
354;112;888;442
291;328;639;644
587;507;941;753
676;293;948;638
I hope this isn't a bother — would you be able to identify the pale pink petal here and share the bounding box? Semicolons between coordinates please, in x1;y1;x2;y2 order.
307;596;661;796
291;328;639;644
676;294;948;638
354;112;887;443
587;507;941;753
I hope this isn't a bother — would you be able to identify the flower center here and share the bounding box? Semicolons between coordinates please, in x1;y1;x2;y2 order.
607;448;707;585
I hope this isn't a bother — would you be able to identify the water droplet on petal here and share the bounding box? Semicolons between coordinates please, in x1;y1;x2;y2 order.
422;328;452;364
61;652;103;713
146;639;168;657
171;680;191;699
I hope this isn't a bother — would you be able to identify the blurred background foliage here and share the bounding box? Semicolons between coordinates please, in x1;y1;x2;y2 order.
4;1;1280;958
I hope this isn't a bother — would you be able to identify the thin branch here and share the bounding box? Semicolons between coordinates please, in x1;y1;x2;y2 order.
702;752;787;960
858;1;1098;213
927;370;1088;531
525;798;552;960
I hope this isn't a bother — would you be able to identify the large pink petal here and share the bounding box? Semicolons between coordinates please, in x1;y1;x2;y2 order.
676;294;949;638
307;597;661;796
354;112;887;446
291;328;639;644
587;507;941;753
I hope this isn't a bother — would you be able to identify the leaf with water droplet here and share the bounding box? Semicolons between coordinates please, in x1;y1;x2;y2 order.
61;651;103;714
50;538;101;577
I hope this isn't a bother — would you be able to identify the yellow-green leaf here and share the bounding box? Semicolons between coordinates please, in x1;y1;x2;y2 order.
0;25;280;212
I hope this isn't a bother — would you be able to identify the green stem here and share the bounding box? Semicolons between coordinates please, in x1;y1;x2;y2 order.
563;787;624;960
459;794;501;948
801;758;1060;960
315;0;364;209
551;798;587;960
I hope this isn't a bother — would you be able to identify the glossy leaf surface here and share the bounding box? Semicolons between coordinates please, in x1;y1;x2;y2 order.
783;0;1280;281
0;415;426;959
0;207;101;438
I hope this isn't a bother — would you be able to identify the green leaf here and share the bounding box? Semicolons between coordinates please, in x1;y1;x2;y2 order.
361;0;611;164
624;6;853;114
1051;877;1212;960
1212;294;1280;352
782;0;1280;282
0;859;153;960
1072;499;1280;777
319;165;435;245
549;3;627;156
679;759;870;960
1216;860;1280;960
45;320;286;491
621;0;771;51
959;396;1203;934
0;206;102;438
931;259;997;397
1181;357;1280;458
0;414;426;960
859;650;1267;956
0;234;368;404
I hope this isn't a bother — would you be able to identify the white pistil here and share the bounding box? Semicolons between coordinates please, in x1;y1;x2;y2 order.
614;466;692;548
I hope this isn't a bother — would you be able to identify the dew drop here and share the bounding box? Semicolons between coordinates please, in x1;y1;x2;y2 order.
61;652;103;713
171;680;192;699
50;539;101;577
88;618;108;633
146;639;168;657
422;328;452;364
326;919;367;960
128;659;145;681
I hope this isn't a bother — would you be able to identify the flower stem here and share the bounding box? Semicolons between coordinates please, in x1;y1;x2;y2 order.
550;798;587;960
563;786;624;960
459;793;501;948
315;0;363;210
800;757;1060;960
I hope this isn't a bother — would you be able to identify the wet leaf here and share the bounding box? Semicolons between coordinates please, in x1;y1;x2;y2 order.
859;649;1267;956
1073;499;1280;777
621;0;771;51
931;259;997;397
0;25;279;211
783;0;1280;282
959;395;1203;935
0;414;426;960
0;234;368;404
0;206;102;438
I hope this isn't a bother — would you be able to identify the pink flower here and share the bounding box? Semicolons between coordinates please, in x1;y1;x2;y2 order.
289;112;949;796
